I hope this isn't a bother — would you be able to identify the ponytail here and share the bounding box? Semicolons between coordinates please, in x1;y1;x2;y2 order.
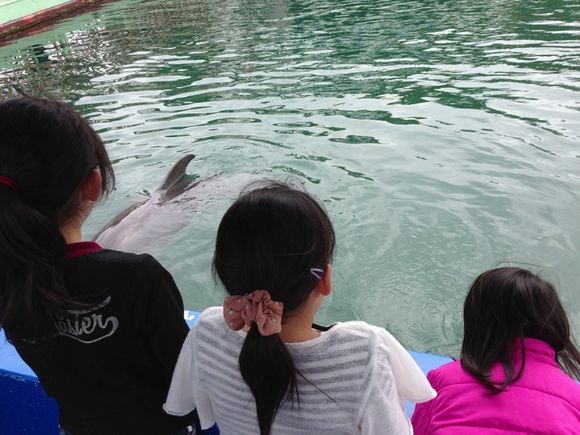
0;96;115;342
239;326;298;435
0;187;71;340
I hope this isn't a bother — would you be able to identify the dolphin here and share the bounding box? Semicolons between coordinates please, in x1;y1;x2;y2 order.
94;154;255;252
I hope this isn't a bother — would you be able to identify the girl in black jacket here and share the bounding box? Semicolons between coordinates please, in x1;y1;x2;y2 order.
0;96;198;435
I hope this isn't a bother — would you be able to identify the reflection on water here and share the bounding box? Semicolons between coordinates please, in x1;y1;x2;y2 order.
1;0;579;355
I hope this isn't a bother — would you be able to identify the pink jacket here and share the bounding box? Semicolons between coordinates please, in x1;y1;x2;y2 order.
412;338;580;434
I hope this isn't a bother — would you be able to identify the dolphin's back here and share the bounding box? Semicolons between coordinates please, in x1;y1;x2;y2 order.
93;154;195;248
93;154;258;253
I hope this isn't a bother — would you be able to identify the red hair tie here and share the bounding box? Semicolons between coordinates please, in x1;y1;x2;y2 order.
0;175;18;191
224;290;284;336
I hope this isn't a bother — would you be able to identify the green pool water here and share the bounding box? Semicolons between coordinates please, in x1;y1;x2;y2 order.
1;0;579;356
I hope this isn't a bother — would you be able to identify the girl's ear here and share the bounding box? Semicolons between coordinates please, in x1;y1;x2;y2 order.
315;264;332;296
82;169;102;202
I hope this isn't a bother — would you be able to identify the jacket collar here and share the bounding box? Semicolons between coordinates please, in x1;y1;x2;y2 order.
65;241;102;260
513;337;558;367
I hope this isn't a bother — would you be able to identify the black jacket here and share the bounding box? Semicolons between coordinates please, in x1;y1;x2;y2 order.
12;246;197;435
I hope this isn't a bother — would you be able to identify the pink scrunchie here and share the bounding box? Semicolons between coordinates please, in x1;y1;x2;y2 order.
223;290;284;336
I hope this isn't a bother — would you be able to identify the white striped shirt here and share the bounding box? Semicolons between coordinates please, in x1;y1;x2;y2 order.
164;307;435;434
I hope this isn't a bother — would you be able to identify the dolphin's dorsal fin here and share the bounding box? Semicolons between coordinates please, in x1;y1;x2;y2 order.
159;154;195;192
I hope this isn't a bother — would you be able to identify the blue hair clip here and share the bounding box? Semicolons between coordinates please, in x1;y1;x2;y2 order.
310;268;324;280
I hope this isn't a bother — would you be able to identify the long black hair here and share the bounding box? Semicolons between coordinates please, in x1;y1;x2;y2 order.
213;182;335;435
0;96;115;341
461;267;580;392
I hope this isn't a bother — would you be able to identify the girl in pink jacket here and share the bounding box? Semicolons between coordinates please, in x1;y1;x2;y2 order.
412;267;580;434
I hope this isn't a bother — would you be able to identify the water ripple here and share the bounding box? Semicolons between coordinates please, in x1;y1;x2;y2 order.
1;0;579;353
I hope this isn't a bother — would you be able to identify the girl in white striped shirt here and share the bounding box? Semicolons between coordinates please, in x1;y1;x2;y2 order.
164;182;435;435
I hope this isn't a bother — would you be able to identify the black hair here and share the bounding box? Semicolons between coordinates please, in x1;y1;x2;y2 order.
213;182;335;435
461;267;580;392
0;96;115;341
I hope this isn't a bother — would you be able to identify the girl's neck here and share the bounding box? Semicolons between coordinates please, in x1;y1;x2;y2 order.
279;312;321;343
278;288;326;343
59;199;93;245
60;223;83;245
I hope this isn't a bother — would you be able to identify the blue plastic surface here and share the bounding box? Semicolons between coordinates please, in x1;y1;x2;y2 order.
0;331;59;435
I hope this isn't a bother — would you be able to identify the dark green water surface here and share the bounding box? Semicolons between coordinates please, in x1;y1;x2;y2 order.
1;0;579;355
